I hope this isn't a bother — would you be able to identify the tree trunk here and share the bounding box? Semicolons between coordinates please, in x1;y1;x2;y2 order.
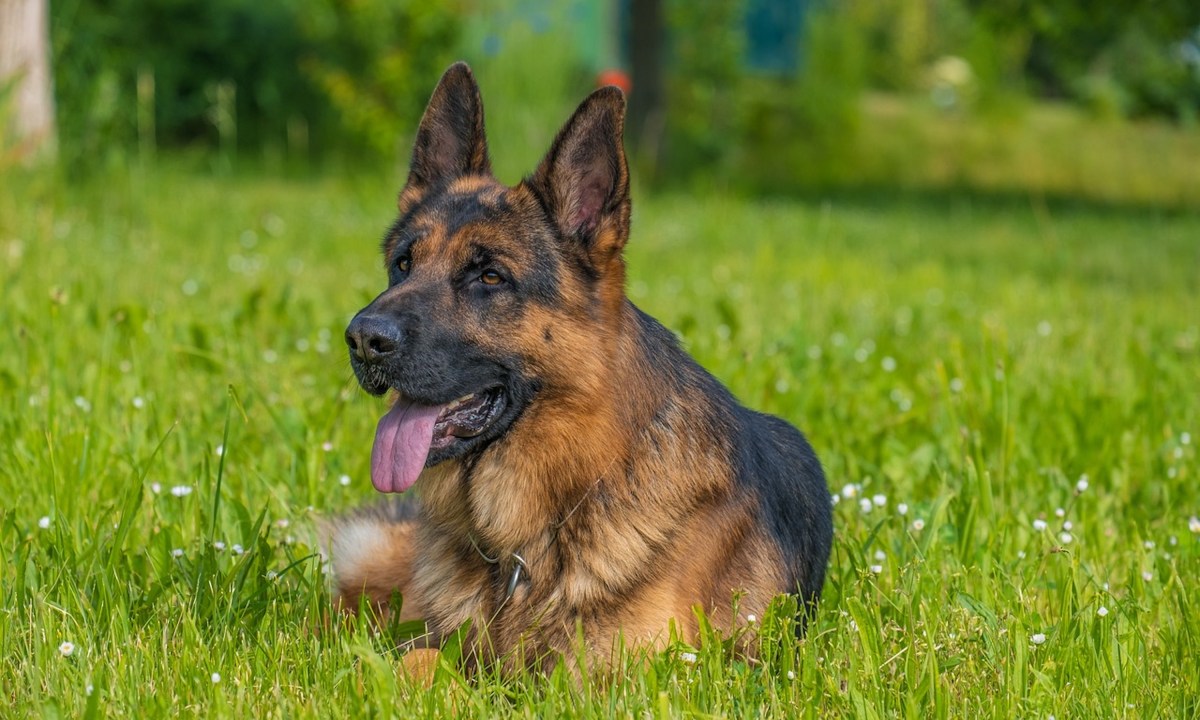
628;0;665;182
1;0;56;160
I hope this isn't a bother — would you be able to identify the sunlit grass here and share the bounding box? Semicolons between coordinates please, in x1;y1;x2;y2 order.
1;163;1198;717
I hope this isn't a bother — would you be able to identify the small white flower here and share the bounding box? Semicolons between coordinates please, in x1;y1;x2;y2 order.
170;485;193;497
1060;532;1073;544
897;503;908;516
338;474;351;487
1076;475;1089;493
1017;551;1026;559
869;564;883;574
1033;519;1048;532
872;493;887;508
1169;535;1178;546
213;541;226;551
1030;633;1046;645
1054;507;1065;518
132;396;145;409
211;672;221;684
949;378;964;393
73;396;91;412
859;498;873;514
848;620;858;632
830;494;840;506
786;670;795;680
679;651;697;664
38;516;51;529
171;548;184;558
215;444;224;457
874;549;886;561
322;441;334;452
1142;571;1153;582
881;357;897;372
746;614;757;624
1097;606;1109;617
1063;520;1073;531
841;483;859;499
1181;432;1191;445
86;684;94;696
59;641;75;657
150;482;162;494
274;518;290;529
1103;582;1110;591
1144;540;1155;550
265;570;278;581
231;544;244;555
1188;516;1200;534
911;519;925;531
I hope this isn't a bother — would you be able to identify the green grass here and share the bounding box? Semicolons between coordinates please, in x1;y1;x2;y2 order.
1;162;1199;718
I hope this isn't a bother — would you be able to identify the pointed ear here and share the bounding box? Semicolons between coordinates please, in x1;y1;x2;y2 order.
405;62;491;191
528;86;630;263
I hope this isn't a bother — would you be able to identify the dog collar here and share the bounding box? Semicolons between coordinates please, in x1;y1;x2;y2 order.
468;533;529;604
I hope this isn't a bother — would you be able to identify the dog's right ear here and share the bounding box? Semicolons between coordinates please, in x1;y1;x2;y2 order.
403;62;491;199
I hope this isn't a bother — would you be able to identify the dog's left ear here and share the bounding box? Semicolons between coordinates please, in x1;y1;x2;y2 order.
528;86;630;266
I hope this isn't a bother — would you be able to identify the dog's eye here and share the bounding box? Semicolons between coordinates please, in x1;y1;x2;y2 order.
396;255;412;274
479;270;504;286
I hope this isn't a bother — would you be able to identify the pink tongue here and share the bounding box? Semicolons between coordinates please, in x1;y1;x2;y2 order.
370;398;443;493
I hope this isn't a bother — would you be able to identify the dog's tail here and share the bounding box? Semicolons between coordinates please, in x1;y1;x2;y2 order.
322;498;423;619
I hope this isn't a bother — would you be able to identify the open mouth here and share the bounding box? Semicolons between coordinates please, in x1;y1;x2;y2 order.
370;387;507;494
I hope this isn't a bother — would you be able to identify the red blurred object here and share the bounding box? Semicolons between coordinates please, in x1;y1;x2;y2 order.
596;69;632;94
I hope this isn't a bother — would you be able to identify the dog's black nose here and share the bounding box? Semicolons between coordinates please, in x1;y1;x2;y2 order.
345;315;403;364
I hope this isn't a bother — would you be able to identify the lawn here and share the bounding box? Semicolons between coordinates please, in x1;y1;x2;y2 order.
1;163;1198;718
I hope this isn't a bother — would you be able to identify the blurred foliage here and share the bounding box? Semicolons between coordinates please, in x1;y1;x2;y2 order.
48;0;464;169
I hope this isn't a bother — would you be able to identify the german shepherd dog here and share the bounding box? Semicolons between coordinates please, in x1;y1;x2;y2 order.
334;62;832;672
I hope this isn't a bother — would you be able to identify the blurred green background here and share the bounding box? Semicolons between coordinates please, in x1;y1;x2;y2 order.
4;0;1199;204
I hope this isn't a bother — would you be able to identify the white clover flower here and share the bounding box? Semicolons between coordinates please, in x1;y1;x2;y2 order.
38;516;51;529
830;494;840;506
679;652;697;665
1030;633;1046;645
322;441;334;452
1033;519;1048;532
1142;571;1153;582
1144;540;1155;550
213;541;226;551
170;485;193;497
211;672;221;684
841;483;859;499
1063;520;1073;531
911;519;925;531
150;482;162;494
231;544;244;555
132;396;145;409
59;641;75;657
1054;507;1065;518
746;614;757;624
786;670;795;680
1076;475;1089;493
869;564;883;574
1188;516;1200;534
872;493;887;508
171;548;184;558
1059;532;1073;544
859;498;873;514
874;549;886;561
1097;606;1109;617
897;503;908;516
338;474;351;487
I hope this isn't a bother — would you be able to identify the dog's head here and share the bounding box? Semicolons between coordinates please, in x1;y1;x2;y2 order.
345;62;631;494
